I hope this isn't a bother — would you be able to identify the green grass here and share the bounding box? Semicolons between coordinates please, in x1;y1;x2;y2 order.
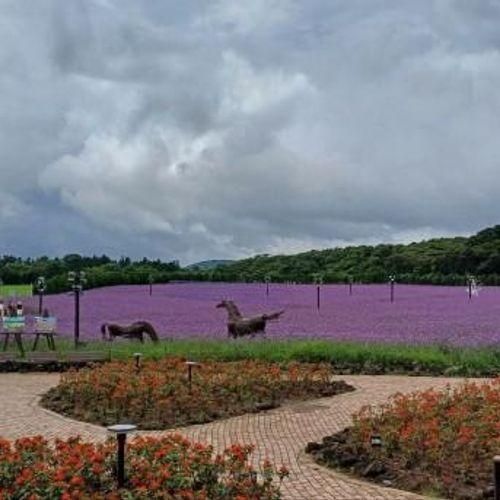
0;284;32;298
29;338;500;377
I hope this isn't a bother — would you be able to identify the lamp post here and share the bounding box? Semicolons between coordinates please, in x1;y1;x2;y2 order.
68;271;86;348
348;276;353;296
107;424;137;488
265;275;271;297
313;274;323;310
466;274;476;301
388;274;396;303
35;276;46;315
148;274;153;296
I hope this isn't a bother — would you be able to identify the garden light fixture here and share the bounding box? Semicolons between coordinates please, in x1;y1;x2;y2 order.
370;434;382;448
68;271;86;348
185;360;200;393
494;456;500;500
388;274;396;303
313;274;323;310
35;276;46;315
133;352;142;372
107;424;137;488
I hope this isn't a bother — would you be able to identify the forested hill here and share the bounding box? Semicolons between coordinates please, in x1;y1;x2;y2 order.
208;226;500;285
2;226;500;291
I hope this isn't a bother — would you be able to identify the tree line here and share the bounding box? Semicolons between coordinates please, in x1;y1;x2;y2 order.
0;254;207;294
207;225;500;286
2;225;500;292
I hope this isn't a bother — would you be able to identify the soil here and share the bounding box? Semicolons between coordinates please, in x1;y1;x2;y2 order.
306;428;495;500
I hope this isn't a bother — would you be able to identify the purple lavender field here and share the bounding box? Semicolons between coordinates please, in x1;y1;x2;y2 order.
24;282;500;346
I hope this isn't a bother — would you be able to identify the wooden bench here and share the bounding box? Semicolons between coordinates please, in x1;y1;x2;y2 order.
0;352;16;363
23;352;59;364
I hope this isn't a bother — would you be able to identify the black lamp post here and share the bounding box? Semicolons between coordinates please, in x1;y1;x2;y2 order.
265;275;271;297
313;274;323;310
467;274;475;301
388;274;396;303
35;276;46;315
107;424;137;488
68;271;86;348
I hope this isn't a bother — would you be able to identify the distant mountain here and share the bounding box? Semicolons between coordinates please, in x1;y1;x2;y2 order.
186;259;234;270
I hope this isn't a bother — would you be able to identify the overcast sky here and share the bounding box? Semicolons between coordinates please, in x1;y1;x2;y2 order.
1;1;500;264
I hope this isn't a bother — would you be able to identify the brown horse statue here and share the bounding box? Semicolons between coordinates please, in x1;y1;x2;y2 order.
216;300;284;338
101;321;159;343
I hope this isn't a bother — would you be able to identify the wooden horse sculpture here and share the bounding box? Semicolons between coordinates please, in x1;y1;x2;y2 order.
216;300;284;338
101;321;159;343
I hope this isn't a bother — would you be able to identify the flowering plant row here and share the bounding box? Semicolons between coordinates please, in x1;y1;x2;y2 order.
42;358;352;429
0;434;288;499
310;379;500;498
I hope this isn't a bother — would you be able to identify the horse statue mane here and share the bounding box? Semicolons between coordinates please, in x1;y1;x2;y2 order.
101;321;159;343
216;300;284;338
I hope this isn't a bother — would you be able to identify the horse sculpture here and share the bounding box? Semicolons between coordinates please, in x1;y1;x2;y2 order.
216;300;284;338
101;321;159;343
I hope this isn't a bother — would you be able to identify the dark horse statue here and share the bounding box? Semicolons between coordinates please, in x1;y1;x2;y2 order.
216;300;284;338
101;321;159;343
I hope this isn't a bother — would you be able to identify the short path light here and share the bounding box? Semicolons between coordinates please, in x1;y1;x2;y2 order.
370;434;382;448
133;352;142;372
185;360;200;393
107;424;137;488
493;456;500;500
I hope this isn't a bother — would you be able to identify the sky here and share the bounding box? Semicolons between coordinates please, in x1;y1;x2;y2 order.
1;1;500;265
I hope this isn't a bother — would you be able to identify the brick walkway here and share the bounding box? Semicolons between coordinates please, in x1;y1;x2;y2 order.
0;373;467;499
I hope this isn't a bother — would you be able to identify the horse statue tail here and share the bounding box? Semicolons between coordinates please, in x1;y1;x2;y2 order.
101;323;108;340
263;310;285;321
142;321;159;343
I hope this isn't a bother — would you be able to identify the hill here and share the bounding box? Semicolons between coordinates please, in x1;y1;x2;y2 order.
208;225;500;285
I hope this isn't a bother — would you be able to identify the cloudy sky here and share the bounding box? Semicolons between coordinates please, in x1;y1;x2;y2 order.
1;1;500;264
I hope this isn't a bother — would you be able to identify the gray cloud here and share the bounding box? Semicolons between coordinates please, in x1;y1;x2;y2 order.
1;0;500;263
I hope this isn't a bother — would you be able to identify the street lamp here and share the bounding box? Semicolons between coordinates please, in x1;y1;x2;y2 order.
107;424;137;488
68;271;86;348
388;274;396;303
35;276;46;315
313;274;323;310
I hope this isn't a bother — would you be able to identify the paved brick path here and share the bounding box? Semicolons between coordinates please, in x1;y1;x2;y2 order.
0;373;468;499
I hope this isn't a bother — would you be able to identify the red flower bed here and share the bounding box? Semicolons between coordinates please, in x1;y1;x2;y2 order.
307;380;500;499
41;358;353;429
0;434;288;499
